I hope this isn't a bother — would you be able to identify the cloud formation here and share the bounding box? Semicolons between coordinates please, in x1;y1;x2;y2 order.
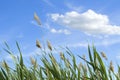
50;9;120;35
50;28;71;35
31;21;71;35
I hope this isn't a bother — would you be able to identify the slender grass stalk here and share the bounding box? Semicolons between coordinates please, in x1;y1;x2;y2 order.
0;42;119;80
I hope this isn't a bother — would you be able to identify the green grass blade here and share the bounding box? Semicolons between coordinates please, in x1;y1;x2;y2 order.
1;68;8;80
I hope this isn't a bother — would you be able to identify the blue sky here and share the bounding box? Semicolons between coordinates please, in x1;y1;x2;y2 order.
1;0;120;69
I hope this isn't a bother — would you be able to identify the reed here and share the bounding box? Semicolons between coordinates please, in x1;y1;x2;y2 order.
0;41;119;80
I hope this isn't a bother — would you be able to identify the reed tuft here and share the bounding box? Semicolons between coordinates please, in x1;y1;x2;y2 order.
36;39;42;48
0;42;119;80
47;41;52;51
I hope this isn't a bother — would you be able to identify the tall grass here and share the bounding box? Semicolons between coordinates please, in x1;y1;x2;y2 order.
0;41;120;80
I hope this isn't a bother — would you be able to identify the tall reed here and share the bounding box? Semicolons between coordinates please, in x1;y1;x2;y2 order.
0;41;119;80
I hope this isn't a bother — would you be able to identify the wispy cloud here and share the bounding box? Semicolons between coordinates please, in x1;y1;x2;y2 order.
50;28;71;35
97;0;114;13
65;3;83;12
116;55;120;59
31;21;41;27
50;9;120;36
31;20;71;35
41;0;55;7
67;42;88;48
68;38;120;48
95;38;120;46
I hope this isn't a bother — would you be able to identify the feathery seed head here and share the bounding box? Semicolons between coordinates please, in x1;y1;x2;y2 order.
110;61;114;72
36;40;42;48
60;52;65;60
101;52;107;60
1;60;9;72
30;57;38;68
47;41;52;51
34;12;41;25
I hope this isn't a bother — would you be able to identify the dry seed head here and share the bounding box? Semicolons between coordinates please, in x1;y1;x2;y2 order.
36;40;41;48
1;60;9;72
110;61;114;72
2;60;8;68
30;57;35;65
34;12;41;25
47;41;52;51
60;52;65;60
30;57;38;68
101;52;107;60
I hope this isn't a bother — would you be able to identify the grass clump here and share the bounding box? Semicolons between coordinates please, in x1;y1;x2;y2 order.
0;41;120;80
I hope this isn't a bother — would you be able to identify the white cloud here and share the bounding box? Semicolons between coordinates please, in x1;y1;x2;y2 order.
50;9;120;36
50;28;71;35
31;20;71;35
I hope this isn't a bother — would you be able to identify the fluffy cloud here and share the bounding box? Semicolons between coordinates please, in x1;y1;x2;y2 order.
50;9;120;35
31;21;71;35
